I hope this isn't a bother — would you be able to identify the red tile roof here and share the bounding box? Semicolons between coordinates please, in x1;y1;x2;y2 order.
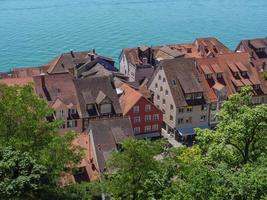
0;77;33;86
197;52;267;101
118;83;143;115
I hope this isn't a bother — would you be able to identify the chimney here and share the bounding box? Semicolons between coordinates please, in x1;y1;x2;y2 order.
88;53;95;61
70;50;75;58
40;73;46;88
92;49;96;54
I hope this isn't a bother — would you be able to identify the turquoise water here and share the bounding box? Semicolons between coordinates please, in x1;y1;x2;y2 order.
0;0;267;71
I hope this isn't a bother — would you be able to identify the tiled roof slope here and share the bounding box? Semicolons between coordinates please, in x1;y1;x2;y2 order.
197;52;267;99
0;77;33;86
88;117;133;172
161;57;208;107
33;73;78;107
118;83;143;115
73;76;122;118
236;38;267;71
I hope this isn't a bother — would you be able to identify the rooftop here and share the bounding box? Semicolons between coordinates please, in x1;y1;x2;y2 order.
88;117;133;172
73;76;122;118
160;57;206;107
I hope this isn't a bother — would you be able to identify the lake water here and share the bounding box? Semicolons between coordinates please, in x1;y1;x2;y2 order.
0;0;267;71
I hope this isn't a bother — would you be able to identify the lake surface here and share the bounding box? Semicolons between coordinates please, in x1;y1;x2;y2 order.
0;0;267;71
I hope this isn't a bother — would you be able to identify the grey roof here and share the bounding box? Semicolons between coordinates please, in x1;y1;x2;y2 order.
74;76;122;118
80;63;112;78
89;117;134;172
161;57;205;107
159;46;185;58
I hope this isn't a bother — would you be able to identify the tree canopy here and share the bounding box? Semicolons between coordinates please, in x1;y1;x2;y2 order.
0;84;83;199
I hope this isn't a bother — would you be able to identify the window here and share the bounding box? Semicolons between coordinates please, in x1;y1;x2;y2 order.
67;120;77;128
186;107;192;112
253;84;260;90
178;118;184;124
153;114;159;121
201;104;207;111
211;103;217;110
172;80;176;85
100;103;112;114
233;72;238;77
185;94;192;100
170;104;174;110
145;104;151;112
162;109;165;114
152;124;159;131
59;110;64;119
134;127;140;134
133;106;139;113
162;99;166;104
200;115;206;122
134;116;141;123
194;93;202;99
158;75;161;80
163;78;166;82
155;83;158;89
157;95;160;101
206;74;212;79
216;73;222;79
241;71;247;76
186;117;192;124
178;108;184;113
160;86;163;92
165;90;169;95
145;125;151;132
145;115;151;122
170;115;174;121
69;109;76;115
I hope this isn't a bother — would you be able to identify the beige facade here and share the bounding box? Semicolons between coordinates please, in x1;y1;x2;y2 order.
149;66;209;135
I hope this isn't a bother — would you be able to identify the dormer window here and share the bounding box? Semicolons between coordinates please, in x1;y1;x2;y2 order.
100;103;112;114
253;84;260;90
171;80;177;85
194;93;202;99
68;109;76;115
206;74;212;79
142;57;148;64
59;110;64;119
185;94;192;100
87;104;98;116
241;71;247;77
216;73;222;79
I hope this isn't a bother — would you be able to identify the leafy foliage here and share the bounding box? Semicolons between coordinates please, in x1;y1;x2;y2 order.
0;84;85;199
0;147;48;200
102;138;176;200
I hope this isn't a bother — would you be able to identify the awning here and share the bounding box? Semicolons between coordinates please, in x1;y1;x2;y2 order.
177;125;210;136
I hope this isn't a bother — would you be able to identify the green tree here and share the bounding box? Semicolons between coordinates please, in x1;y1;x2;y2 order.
102;138;175;200
197;86;267;165
0;84;84;199
0;147;48;200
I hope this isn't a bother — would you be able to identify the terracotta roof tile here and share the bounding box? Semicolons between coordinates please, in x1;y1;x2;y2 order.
118;83;142;114
0;77;33;86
